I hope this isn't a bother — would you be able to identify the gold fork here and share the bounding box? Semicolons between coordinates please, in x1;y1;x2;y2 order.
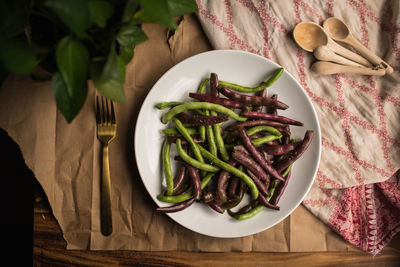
96;96;116;236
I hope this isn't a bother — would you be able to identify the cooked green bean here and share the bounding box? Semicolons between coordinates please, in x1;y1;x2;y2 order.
157;173;215;203
197;145;259;200
211;111;229;161
162;138;174;196
198;78;210;94
155;101;184;109
162;127;198;136
176;139;219;172
252;134;282;146
232;205;264;220
246;125;282;137
219;68;284;93
173;118;204;163
161;102;247;124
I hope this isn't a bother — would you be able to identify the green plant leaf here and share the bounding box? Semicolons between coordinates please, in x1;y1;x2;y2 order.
0;39;36;74
166;0;198;17
92;45;126;102
45;0;91;38
122;0;139;23
51;71;88;123
116;24;148;47
88;0;114;28
138;0;176;29
55;36;89;96
119;45;134;64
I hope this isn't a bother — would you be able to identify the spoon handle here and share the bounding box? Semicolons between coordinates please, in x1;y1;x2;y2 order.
311;61;386;76
345;35;393;74
313;46;363;67
328;40;372;67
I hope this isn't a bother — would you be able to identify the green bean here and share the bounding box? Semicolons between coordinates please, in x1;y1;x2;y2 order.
162;127;198;136
252;134;282;146
232;205;264;220
155;101;184;109
246;125;282;137
199;125;206;142
202;110;217;157
176;139;219;172
162;138;174;196
211;111;229;161
173;118;204;163
161;102;247;124
197;145;259;200
157;173;215;203
198;78;210;93
219;68;284;93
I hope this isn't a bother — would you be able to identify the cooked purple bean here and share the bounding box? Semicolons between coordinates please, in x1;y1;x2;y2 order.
238;127;284;181
228;176;239;197
175;112;228;126
156;198;195;213
246;169;270;196
210;73;219;97
270;169;292;205
217;160;238;202
259;141;301;155
226;120;287;131
186;164;202;200
274;130;314;173
266;94;278;114
202;191;215;203
189;93;247;109
172;164;187;194
207;198;224;214
258;192;280;210
221;181;247;210
232;150;270;182
243;111;303;126
217;85;288;110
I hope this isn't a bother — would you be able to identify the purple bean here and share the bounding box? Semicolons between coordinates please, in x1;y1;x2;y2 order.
202;191;215;203
172;164;187;194
217;160;238;202
156;198;195;213
232;150;270;182
258;192;280;210
270;169;292;205
246;169;270;196
210;73;219;97
243;111;303;126
222;181;247;210
274;130;314;173
228;176;239;197
189;93;247;109
259;141;301;155
238;127;284;181
175;112;228;126
217;85;289;110
186;164;202;200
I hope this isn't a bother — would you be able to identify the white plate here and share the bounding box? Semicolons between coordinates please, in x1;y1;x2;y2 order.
134;50;321;238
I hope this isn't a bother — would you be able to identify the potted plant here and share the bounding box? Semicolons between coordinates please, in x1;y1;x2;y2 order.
0;0;198;122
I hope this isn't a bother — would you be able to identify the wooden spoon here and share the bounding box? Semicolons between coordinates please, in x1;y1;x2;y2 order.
311;61;386;76
314;45;363;67
323;17;393;74
293;21;372;67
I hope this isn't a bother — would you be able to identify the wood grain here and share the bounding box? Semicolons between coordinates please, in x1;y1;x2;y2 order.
33;180;400;267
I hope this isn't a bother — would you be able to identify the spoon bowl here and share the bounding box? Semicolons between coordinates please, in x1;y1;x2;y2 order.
293;21;328;52
323;17;349;40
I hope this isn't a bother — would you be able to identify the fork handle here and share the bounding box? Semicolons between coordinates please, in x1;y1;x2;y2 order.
101;144;113;236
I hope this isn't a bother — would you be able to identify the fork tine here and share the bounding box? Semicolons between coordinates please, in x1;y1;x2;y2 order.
105;98;110;123
96;96;101;124
110;100;116;124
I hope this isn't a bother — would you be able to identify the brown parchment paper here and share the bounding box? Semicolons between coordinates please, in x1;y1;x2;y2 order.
0;14;370;251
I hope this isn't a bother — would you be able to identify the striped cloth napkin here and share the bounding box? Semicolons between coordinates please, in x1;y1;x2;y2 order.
196;0;400;255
